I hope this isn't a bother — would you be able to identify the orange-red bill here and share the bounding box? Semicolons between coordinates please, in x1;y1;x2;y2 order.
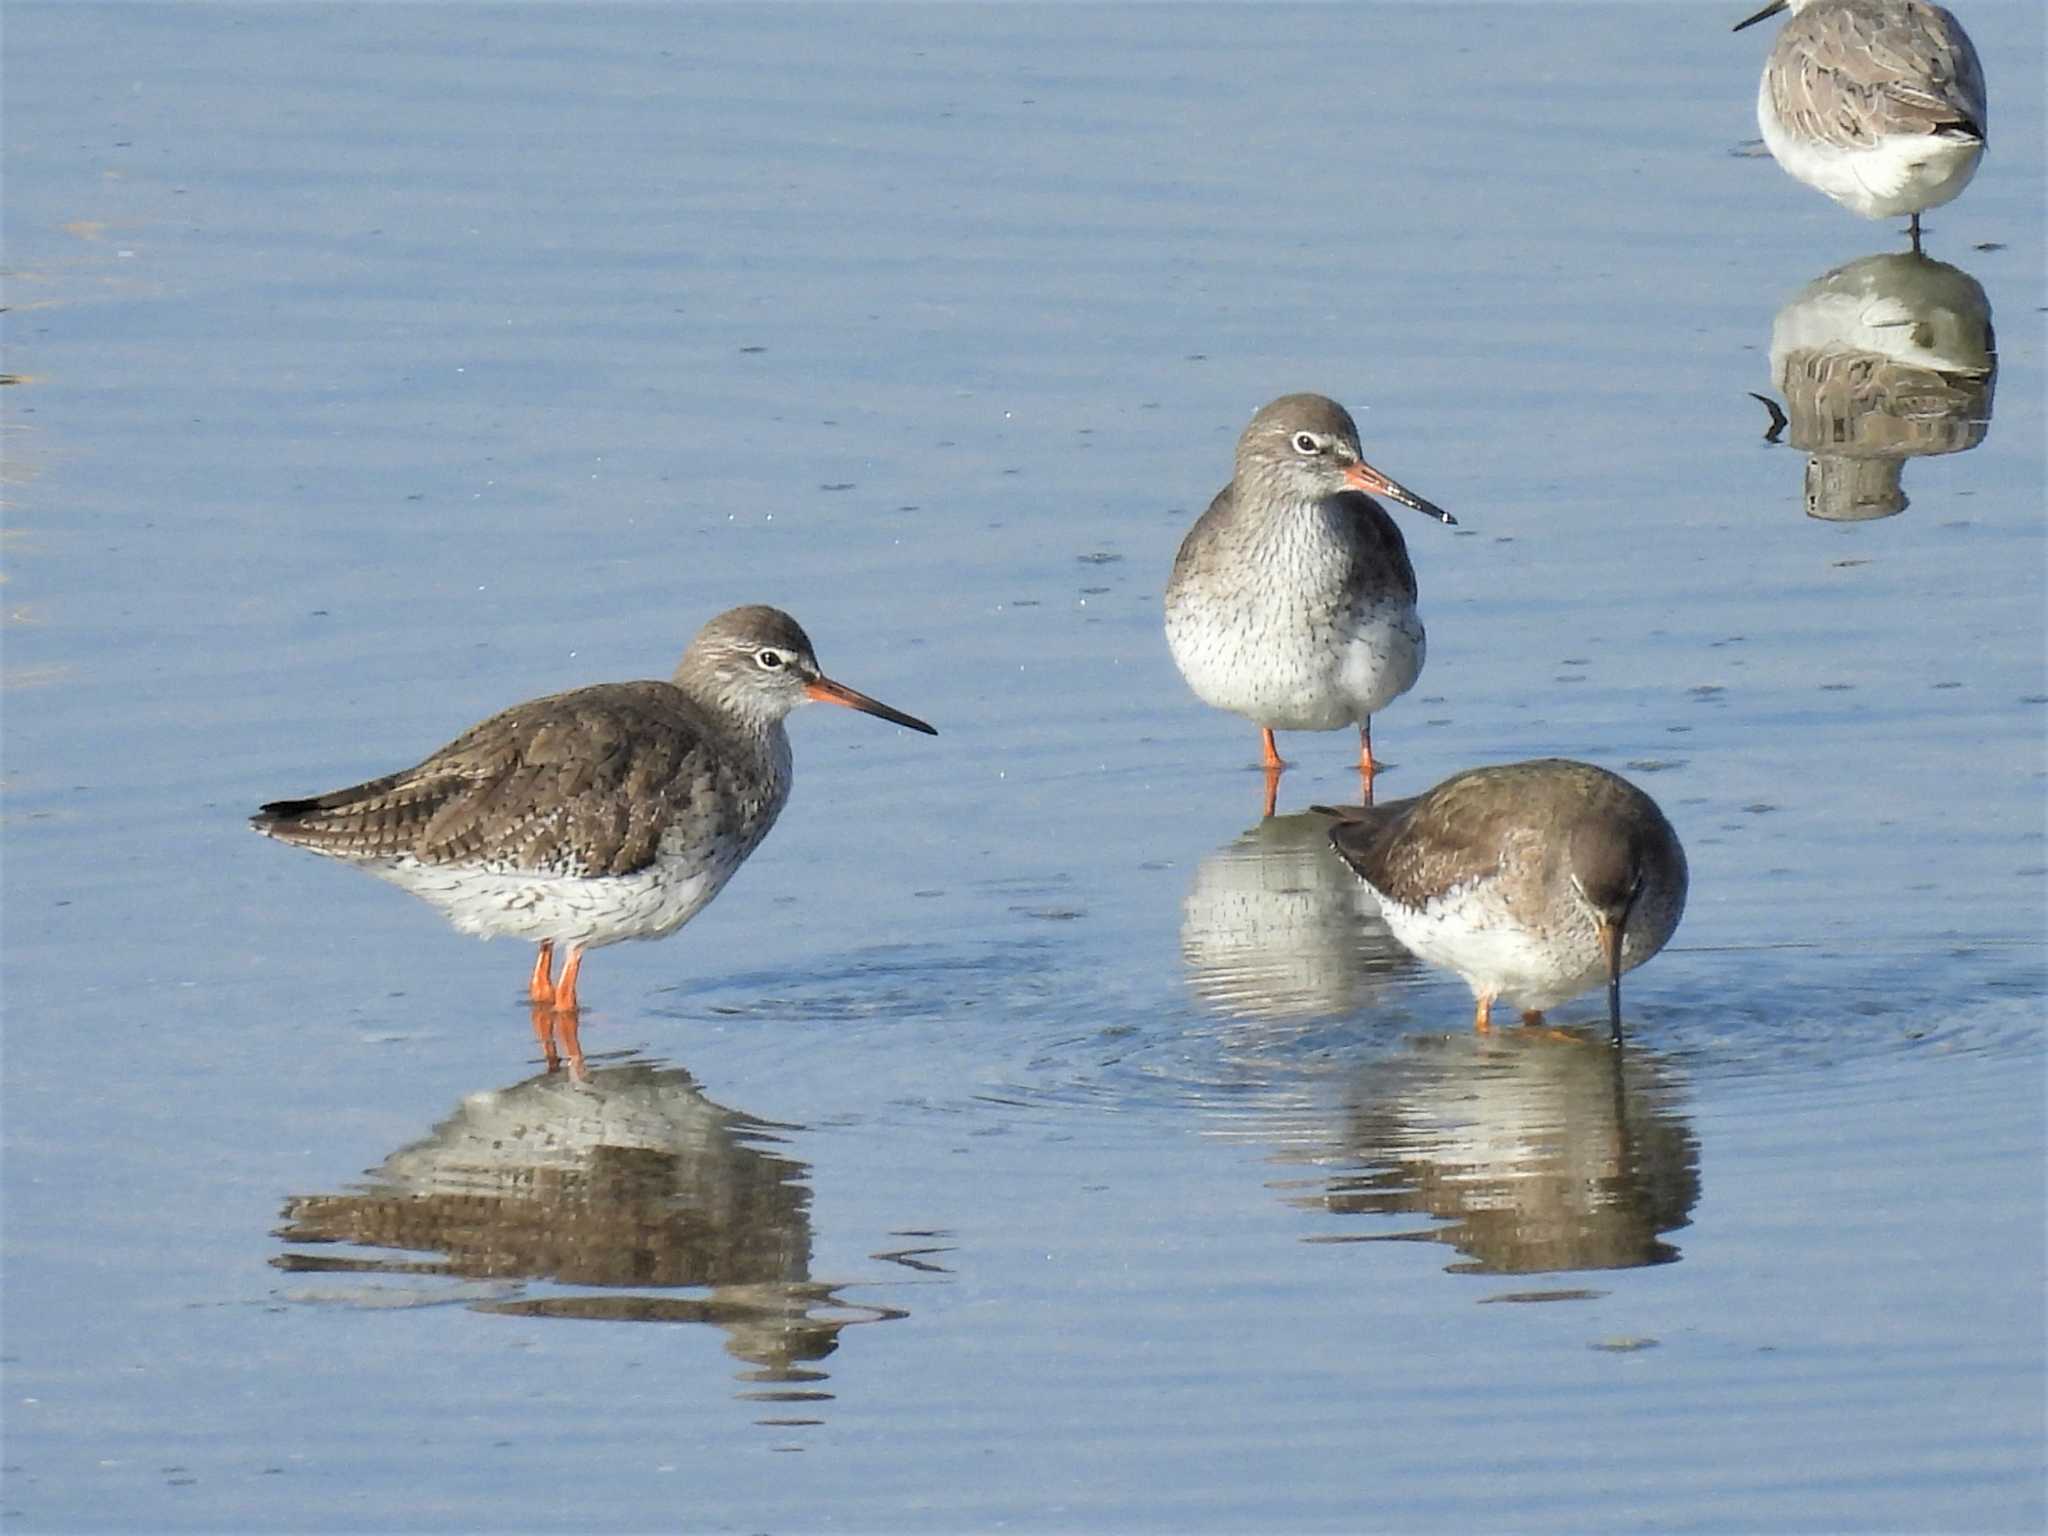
1343;461;1457;525
807;676;938;735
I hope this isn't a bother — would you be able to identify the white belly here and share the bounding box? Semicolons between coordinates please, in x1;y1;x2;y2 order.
1759;76;1984;218
1167;598;1425;732
367;822;757;951
1376;876;1678;1015
1378;884;1610;1014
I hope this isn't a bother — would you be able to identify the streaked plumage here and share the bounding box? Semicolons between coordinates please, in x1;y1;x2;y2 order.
1164;393;1455;810
253;605;935;1065
1323;760;1687;1042
1736;0;1987;248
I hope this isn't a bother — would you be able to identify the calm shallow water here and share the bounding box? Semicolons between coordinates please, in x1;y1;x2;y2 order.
4;3;2043;1532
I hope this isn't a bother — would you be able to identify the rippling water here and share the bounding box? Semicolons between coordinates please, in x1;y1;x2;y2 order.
4;3;2042;1532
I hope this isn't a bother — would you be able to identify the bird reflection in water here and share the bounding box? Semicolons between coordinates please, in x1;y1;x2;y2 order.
1180;811;1417;1023
1758;250;1995;521
272;1058;928;1411
1270;1029;1699;1275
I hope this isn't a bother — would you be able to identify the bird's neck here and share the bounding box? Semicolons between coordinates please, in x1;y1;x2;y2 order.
672;676;793;762
1232;486;1358;562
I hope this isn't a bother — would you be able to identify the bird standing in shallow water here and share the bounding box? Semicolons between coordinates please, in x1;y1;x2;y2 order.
1164;393;1456;816
252;605;935;1076
1735;0;1987;253
1322;760;1688;1043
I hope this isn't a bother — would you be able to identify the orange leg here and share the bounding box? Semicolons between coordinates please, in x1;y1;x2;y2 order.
534;943;589;1081
1474;992;1495;1034
1257;727;1286;818
554;944;585;1015
529;940;556;1007
1358;719;1377;806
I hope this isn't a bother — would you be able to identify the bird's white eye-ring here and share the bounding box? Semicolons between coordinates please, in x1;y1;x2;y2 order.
755;648;787;670
1292;432;1321;455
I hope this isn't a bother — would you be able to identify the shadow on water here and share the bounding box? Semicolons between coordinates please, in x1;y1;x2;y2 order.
1180;810;1419;1023
1267;1029;1699;1279
1755;249;1995;521
271;1055;918;1416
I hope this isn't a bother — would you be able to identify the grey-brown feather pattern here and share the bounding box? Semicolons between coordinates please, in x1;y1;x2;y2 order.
1327;761;1660;911
1168;394;1397;595
1166;483;1241;595
1336;493;1418;608
254;682;749;878
1322;760;1686;1029
1168;483;1417;624
1769;0;1987;149
1326;783;1508;908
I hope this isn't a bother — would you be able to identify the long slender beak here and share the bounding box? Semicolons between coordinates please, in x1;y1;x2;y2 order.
1732;0;1788;32
1597;914;1628;1045
1343;460;1457;526
807;676;938;735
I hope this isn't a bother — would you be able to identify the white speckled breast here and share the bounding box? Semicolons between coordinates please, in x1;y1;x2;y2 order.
1165;498;1423;731
365;731;792;952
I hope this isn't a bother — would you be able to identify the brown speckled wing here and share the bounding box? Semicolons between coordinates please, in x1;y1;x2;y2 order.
1325;801;1407;887
1330;781;1509;909
1331;761;1634;910
255;682;722;878
1771;0;1987;150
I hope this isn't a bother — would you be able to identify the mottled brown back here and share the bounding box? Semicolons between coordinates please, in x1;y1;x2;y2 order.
1326;761;1662;911
253;681;737;878
1325;790;1497;907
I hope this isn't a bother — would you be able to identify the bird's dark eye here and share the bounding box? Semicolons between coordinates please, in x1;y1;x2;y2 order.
1292;432;1321;455
755;648;786;670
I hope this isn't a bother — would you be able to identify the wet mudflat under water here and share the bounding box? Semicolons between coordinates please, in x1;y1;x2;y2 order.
3;4;2043;1532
